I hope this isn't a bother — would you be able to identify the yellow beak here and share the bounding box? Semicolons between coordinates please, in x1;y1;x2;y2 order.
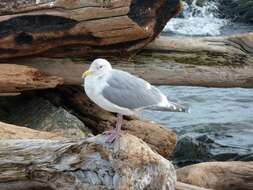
82;70;92;78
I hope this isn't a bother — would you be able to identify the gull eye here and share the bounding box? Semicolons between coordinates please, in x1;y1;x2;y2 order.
99;65;103;69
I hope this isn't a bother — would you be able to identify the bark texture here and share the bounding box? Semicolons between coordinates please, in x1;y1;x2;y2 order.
0;0;180;59
177;161;253;190
0;133;176;190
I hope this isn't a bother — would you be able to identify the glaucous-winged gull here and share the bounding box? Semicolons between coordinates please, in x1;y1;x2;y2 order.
82;58;187;143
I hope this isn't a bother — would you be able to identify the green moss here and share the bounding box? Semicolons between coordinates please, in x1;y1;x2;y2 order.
138;51;250;67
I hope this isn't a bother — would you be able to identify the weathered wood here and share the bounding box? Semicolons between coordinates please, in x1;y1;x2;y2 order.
0;121;63;140
0;0;180;60
41;86;177;158
176;182;213;190
7;32;252;88
0;64;63;93
147;32;253;56
177;161;253;190
0;134;176;190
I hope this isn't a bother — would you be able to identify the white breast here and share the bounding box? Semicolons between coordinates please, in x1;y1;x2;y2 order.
84;73;134;115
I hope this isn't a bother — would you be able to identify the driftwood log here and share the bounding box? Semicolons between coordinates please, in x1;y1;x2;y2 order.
41;86;177;158
176;182;213;190
177;161;253;190
0;121;63;140
0;133;176;190
4;33;251;90
0;64;63;94
0;0;180;59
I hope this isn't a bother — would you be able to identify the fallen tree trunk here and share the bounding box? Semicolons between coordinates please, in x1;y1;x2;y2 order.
0;121;63;140
41;86;177;158
7;33;252;88
177;161;253;190
0;0;180;60
0;133;176;190
0;64;63;94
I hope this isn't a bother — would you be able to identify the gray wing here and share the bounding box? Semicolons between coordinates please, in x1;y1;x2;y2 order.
102;70;163;109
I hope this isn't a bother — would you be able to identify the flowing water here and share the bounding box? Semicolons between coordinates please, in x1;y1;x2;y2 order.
163;0;253;36
142;86;253;157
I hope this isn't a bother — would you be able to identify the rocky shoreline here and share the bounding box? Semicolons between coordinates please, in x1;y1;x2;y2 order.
0;0;252;189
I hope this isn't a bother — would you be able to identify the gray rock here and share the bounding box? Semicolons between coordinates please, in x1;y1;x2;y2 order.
172;134;253;167
171;136;211;167
218;0;253;23
0;94;92;138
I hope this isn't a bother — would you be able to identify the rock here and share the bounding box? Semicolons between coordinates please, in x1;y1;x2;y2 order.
218;0;253;23
0;93;92;138
171;136;211;167
172;135;253;167
0;133;177;190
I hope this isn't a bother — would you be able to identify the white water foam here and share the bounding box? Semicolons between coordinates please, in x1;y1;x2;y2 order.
164;0;229;36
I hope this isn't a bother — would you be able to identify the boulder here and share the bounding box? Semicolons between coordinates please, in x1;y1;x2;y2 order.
171;136;211;167
218;0;253;23
172;135;253;167
0;94;92;138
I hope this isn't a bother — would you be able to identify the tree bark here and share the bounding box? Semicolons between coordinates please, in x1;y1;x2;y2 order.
177;161;253;190
0;0;180;60
0;64;63;94
41;86;177;158
0;133;176;190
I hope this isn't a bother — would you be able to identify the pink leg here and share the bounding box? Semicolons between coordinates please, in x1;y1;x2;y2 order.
105;113;123;143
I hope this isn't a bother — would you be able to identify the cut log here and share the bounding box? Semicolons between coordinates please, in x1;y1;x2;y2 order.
0;121;63;140
41;86;177;158
0;133;176;190
0;64;63;93
176;182;213;190
0;0;180;59
8;32;253;88
177;161;253;190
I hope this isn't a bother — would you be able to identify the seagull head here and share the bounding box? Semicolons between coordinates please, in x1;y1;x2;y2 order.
82;58;112;78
